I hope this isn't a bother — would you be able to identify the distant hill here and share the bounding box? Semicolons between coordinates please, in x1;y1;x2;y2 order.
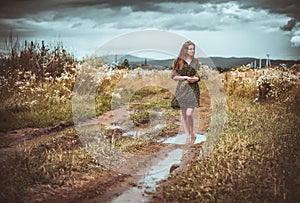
208;57;299;69
100;54;299;69
149;57;299;69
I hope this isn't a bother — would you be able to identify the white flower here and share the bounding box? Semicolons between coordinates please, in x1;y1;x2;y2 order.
112;92;121;99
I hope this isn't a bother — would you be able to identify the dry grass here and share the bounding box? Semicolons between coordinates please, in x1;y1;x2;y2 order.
0;128;105;202
155;66;300;202
223;65;300;101
0;40;77;131
2;46;299;203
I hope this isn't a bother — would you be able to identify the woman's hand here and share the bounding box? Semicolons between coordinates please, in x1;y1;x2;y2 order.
172;76;199;82
187;76;199;83
184;76;191;80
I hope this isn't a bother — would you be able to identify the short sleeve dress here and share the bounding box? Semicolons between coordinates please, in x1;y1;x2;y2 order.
171;58;200;109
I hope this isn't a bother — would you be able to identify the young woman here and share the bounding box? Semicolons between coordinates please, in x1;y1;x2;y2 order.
171;40;201;145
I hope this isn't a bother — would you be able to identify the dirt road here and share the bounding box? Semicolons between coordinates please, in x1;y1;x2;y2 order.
0;90;211;203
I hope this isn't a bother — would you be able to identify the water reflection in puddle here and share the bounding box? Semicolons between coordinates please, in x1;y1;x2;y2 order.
159;133;206;145
109;125;123;130
110;149;183;203
77;122;206;203
141;148;182;192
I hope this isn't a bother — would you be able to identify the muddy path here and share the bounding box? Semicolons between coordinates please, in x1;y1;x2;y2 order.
0;90;211;202
96;90;210;203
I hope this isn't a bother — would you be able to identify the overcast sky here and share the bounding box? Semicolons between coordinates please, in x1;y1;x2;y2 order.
0;0;299;60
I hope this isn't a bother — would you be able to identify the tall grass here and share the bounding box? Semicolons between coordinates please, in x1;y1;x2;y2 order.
155;66;300;202
0;40;128;131
0;39;77;131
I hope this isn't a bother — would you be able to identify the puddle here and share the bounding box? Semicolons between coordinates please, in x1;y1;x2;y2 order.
74;107;205;203
122;124;165;138
110;187;146;203
158;133;206;145
140;148;182;192
108;125;124;130
110;148;183;203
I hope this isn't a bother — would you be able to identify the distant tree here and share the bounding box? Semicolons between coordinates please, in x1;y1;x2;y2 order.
121;58;130;68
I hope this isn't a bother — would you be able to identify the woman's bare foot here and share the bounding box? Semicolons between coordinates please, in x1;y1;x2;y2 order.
185;134;193;146
191;133;197;144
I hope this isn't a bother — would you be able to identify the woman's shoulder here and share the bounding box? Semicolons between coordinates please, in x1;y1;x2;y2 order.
191;58;199;65
191;58;200;68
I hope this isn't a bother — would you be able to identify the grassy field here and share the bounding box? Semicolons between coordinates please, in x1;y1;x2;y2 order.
155;95;299;202
155;66;300;202
0;43;299;202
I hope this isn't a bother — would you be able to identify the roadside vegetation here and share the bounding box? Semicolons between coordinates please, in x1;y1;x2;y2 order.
156;65;300;202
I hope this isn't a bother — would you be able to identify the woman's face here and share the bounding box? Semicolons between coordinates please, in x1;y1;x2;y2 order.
186;45;195;58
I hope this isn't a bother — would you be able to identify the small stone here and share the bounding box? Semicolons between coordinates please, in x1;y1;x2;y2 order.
169;164;180;174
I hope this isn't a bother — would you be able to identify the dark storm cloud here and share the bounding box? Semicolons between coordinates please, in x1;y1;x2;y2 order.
237;0;300;20
61;0;160;11
1;0;299;23
281;18;297;31
63;0;300;33
0;0;297;39
235;0;300;40
0;0;56;18
1;0;299;14
61;0;300;19
61;0;233;12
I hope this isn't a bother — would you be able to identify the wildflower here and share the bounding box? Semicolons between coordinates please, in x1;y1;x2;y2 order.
112;92;121;99
15;81;23;85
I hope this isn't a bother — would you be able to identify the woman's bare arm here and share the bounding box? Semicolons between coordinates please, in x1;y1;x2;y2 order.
172;75;191;81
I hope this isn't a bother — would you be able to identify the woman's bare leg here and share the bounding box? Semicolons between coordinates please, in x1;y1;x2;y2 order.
186;108;196;144
182;108;194;145
181;108;189;159
181;108;190;139
181;108;196;160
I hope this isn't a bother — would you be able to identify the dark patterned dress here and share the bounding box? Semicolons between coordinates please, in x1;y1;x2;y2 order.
171;58;200;109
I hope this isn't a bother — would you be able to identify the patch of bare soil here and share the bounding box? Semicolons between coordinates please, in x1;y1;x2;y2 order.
0;121;72;145
24;171;129;203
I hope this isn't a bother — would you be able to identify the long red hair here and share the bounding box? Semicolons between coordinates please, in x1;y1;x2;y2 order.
172;40;195;71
